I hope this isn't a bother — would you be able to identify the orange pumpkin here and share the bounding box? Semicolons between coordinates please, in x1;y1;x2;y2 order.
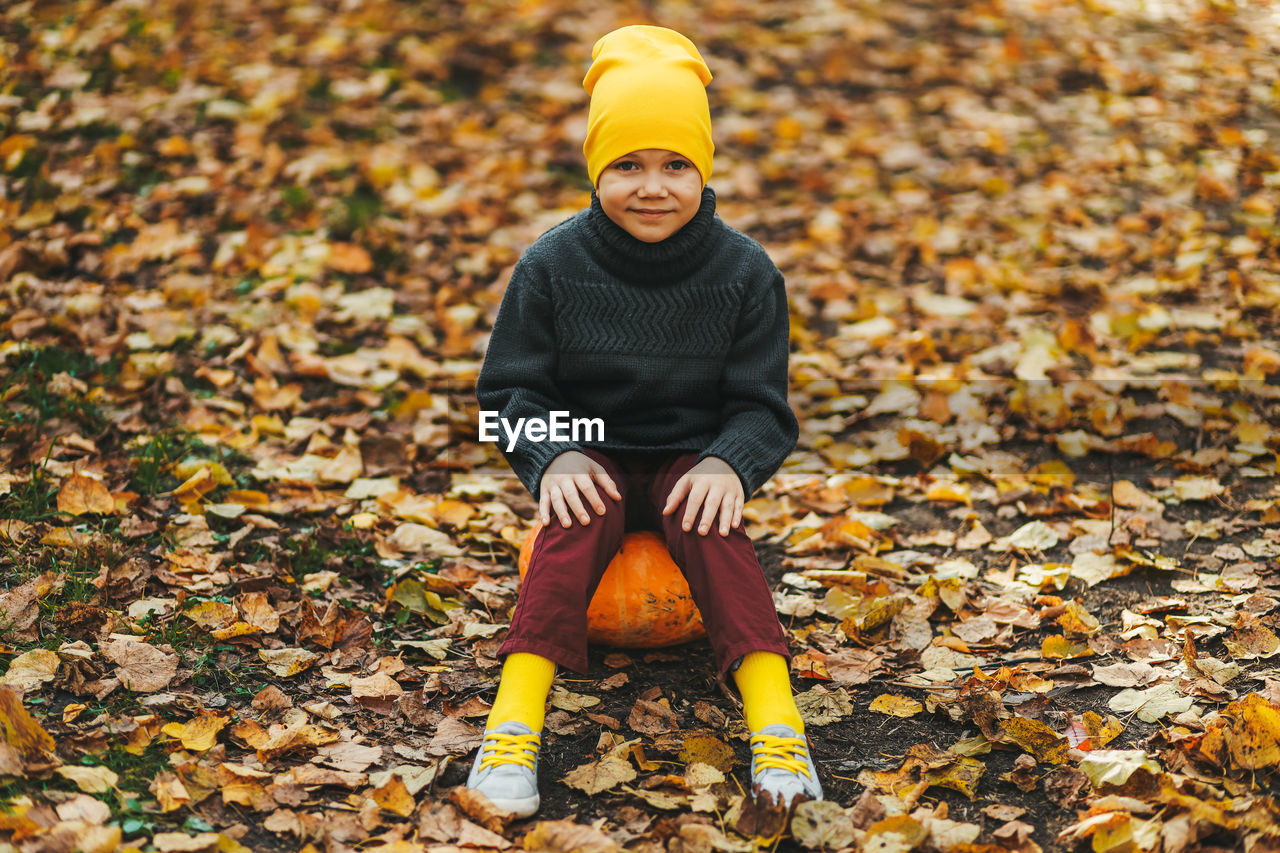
517;521;705;648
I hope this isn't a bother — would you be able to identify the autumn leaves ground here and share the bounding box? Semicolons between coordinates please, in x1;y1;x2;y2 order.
3;0;1280;851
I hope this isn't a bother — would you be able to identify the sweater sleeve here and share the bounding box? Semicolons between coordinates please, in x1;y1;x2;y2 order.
475;254;583;498
696;263;799;497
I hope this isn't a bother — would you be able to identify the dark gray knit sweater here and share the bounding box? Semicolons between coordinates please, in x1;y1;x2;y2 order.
476;186;798;499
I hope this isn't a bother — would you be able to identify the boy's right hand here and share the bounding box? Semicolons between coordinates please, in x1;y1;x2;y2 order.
540;451;622;528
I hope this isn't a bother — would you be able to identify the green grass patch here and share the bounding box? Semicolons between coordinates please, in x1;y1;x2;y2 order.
128;430;254;496
0;464;59;522
283;524;378;582
0;344;117;433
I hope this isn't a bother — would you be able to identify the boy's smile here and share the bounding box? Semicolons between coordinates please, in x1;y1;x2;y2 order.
597;148;703;243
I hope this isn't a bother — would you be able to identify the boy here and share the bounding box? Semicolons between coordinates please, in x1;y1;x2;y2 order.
469;24;821;817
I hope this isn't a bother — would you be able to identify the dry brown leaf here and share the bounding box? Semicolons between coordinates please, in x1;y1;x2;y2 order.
56;765;119;793
0;648;60;693
151;832;220;853
823;648;882;684
151;770;191;812
57;472;115;516
99;635;178;693
521;818;620;852
562;755;636;795
258;648;319;677
351;671;404;700
627;697;679;736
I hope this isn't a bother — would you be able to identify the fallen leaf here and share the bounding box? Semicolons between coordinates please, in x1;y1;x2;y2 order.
869;693;923;718
371;773;416;817
678;734;736;771
521;818;620;852
57;472;115;516
56;765;119;793
0;686;55;760
790;800;857;850
152;832;220;853
0;648;60;693
258;648;319;677
550;685;601;712
151;770;191;812
1000;716;1073;764
351;671;404;699
562;756;636;795
795;684;854;726
1108;682;1193;723
99;635;178;692
627;697;679;736
1078;749;1161;788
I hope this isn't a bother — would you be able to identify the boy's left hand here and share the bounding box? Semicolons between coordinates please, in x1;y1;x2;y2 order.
662;456;744;537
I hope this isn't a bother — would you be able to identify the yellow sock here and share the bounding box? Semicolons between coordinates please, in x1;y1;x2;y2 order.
732;651;805;734
485;653;556;733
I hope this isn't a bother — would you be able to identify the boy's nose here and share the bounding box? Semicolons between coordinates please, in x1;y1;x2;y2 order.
639;172;667;195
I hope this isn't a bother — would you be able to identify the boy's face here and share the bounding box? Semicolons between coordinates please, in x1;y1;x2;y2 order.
596;148;702;243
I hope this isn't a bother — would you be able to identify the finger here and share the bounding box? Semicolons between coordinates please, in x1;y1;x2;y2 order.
683;481;710;531
719;496;735;536
574;474;606;515
697;489;722;535
732;495;743;530
590;466;623;501
549;489;573;528
663;475;690;515
563;485;591;525
540;490;550;525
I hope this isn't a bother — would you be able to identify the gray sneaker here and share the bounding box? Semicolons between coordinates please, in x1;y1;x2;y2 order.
465;721;541;817
749;724;823;807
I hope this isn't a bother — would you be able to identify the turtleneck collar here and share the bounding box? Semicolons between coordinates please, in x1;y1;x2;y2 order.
582;185;720;284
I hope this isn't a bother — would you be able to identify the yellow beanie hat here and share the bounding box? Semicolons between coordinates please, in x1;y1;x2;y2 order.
582;25;714;189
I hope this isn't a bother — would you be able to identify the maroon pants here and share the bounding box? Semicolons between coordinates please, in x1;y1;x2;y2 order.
500;449;790;676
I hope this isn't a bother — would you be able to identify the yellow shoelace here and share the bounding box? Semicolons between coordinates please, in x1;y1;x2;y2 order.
749;733;812;777
478;731;541;771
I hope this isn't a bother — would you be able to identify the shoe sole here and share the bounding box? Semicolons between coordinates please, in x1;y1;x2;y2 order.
485;793;539;817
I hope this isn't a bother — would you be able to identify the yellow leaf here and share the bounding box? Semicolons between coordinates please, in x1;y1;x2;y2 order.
371;774;416;817
162;713;229;752
678;734;736;772
57;472;115;516
0;685;55;758
433;499;476;528
258;648;318;677
1041;634;1093;660
1058;602;1101;637
924;482;970;504
1082;712;1124;748
210;622;260;640
184;601;236;630
869;693;923;718
1000;717;1072;764
150;770;191;812
1223;693;1280;770
56;765;119;793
